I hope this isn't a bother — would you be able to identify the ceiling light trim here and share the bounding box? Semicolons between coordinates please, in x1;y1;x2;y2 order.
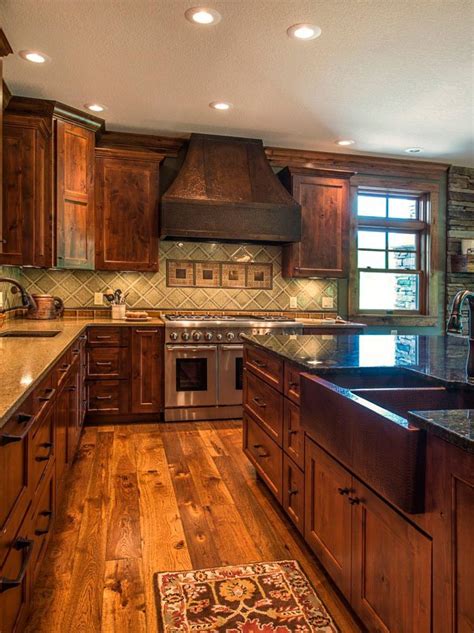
84;103;107;112
287;23;322;41
19;50;50;64
185;7;222;25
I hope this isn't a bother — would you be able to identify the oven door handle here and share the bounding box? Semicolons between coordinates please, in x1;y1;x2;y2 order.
166;345;217;352
220;345;244;351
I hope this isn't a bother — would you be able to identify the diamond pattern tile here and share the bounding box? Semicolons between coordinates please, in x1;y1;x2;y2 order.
18;242;338;312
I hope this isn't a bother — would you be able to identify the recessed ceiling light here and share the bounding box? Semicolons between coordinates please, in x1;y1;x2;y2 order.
405;147;423;154
209;101;232;111
19;50;50;64
84;103;107;113
336;139;355;146
185;7;221;25
287;23;321;41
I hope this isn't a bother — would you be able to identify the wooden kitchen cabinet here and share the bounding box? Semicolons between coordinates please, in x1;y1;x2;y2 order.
279;167;353;278
305;437;432;632
95;147;163;271
130;327;163;413
2;96;102;268
56;120;95;269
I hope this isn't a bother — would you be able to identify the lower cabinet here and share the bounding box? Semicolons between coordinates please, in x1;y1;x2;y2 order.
305;437;432;633
131;327;163;413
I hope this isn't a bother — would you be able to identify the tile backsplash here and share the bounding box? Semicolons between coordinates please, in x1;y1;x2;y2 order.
15;242;337;312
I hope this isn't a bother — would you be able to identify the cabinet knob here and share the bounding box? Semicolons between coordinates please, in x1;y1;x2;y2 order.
338;487;350;495
288;488;298;496
348;496;360;505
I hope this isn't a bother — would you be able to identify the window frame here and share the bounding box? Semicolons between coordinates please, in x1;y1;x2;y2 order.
349;184;433;318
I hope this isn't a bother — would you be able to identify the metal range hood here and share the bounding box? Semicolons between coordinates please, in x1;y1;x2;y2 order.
160;133;301;243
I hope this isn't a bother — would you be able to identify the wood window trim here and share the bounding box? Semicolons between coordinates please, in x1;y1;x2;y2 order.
348;179;440;324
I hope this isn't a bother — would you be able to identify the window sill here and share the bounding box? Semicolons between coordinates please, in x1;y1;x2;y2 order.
350;314;439;327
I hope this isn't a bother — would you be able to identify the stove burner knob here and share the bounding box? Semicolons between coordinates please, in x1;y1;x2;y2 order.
169;332;178;341
204;332;213;341
182;332;190;341
192;331;202;341
226;332;235;341
216;333;223;341
239;332;246;339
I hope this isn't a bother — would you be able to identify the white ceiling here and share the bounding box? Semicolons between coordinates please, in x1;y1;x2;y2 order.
1;0;473;166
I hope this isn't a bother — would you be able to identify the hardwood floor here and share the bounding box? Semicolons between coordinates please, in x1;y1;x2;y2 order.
25;421;363;632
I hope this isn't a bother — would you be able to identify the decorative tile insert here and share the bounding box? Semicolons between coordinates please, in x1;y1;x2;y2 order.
20;241;338;312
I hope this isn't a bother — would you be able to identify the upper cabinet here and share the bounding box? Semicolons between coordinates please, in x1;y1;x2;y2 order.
95;147;163;271
279;167;354;278
0;30;13;260
1;97;102;268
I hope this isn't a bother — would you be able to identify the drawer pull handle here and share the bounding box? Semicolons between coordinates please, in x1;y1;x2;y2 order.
252;397;266;408
338;487;350;496
40;442;53;449
96;361;112;366
95;395;112;400
0;538;34;594
35;455;50;462
252;443;269;458
96;335;112;340
0;413;35;446
59;363;71;372
35;510;54;536
39;388;56;402
289;382;299;390
253;360;267;368
288;488;298;496
348;496;360;505
136;329;159;333
288;429;298;436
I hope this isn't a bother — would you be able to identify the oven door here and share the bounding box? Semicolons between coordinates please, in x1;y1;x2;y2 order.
165;345;218;408
218;344;244;406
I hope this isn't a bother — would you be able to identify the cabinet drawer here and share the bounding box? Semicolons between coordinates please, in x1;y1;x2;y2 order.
54;349;73;389
87;347;128;379
283;398;304;468
29;464;55;587
282;455;305;534
244;370;283;445
0;507;32;633
244;345;283;390
0;404;35;568
86;380;128;413
284;363;301;404
31;373;55;418
30;406;54;493
87;326;128;346
243;412;282;502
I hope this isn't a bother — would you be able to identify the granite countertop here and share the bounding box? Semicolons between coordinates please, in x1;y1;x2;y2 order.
295;318;367;329
408;410;474;454
0;317;164;428
243;333;474;452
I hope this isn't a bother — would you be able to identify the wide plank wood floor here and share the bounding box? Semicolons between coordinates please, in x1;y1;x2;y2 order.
25;420;363;632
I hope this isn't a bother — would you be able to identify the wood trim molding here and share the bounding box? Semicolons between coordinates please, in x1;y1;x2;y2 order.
282;166;355;179
96;130;184;157
95;145;165;162
6;96;105;132
265;146;449;179
0;30;13;57
3;112;51;138
2;80;11;110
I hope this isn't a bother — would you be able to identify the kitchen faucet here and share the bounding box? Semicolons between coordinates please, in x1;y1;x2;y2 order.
447;289;474;382
0;277;37;312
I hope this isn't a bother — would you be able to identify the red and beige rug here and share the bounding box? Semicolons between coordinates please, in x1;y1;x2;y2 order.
155;560;339;632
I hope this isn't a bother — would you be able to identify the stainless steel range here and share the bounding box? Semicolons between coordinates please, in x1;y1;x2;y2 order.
164;314;303;421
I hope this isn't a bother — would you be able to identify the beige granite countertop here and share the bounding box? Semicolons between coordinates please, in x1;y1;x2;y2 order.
296;318;367;328
0;317;164;428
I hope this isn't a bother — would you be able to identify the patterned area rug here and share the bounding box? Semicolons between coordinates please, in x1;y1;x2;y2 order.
155;560;339;632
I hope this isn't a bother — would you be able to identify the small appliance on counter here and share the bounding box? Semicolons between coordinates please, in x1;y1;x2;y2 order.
26;294;64;320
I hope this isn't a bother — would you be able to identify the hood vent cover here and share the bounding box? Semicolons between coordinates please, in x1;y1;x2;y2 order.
161;133;301;243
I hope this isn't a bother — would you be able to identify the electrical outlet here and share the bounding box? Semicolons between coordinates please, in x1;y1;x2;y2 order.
390;329;398;335
94;292;104;306
322;296;334;309
289;296;298;309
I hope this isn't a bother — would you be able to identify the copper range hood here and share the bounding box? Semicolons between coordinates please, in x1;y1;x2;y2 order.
161;133;301;243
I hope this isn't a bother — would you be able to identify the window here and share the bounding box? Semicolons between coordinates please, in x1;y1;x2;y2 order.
356;192;428;313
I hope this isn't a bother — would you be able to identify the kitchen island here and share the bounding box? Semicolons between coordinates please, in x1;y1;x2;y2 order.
242;333;474;633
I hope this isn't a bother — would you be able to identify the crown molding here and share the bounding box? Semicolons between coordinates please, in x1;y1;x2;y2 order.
6;96;105;132
0;30;13;57
97;130;185;157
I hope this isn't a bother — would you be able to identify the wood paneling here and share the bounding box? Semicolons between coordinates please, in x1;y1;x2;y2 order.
56;120;95;269
95;148;162;271
280;168;352;278
130;328;163;414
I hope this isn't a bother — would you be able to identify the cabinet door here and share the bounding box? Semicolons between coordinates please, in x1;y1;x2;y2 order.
352;480;432;633
66;363;81;463
30;127;53;267
55;384;68;503
282;455;305;534
56;120;95;269
95;150;161;271
304;438;352;598
283;173;350;278
283;397;304;468
131;328;162;413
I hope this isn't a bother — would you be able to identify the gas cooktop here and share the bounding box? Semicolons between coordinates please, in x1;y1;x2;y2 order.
165;314;295;322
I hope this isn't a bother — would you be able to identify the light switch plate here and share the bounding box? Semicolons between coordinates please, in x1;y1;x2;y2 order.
289;296;298;309
94;292;104;306
390;329;398;335
322;297;334;309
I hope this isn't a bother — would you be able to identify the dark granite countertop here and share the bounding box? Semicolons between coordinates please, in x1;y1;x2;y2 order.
243;333;474;453
408;410;474;454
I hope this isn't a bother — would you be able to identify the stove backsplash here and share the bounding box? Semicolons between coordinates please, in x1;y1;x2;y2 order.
19;242;338;312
